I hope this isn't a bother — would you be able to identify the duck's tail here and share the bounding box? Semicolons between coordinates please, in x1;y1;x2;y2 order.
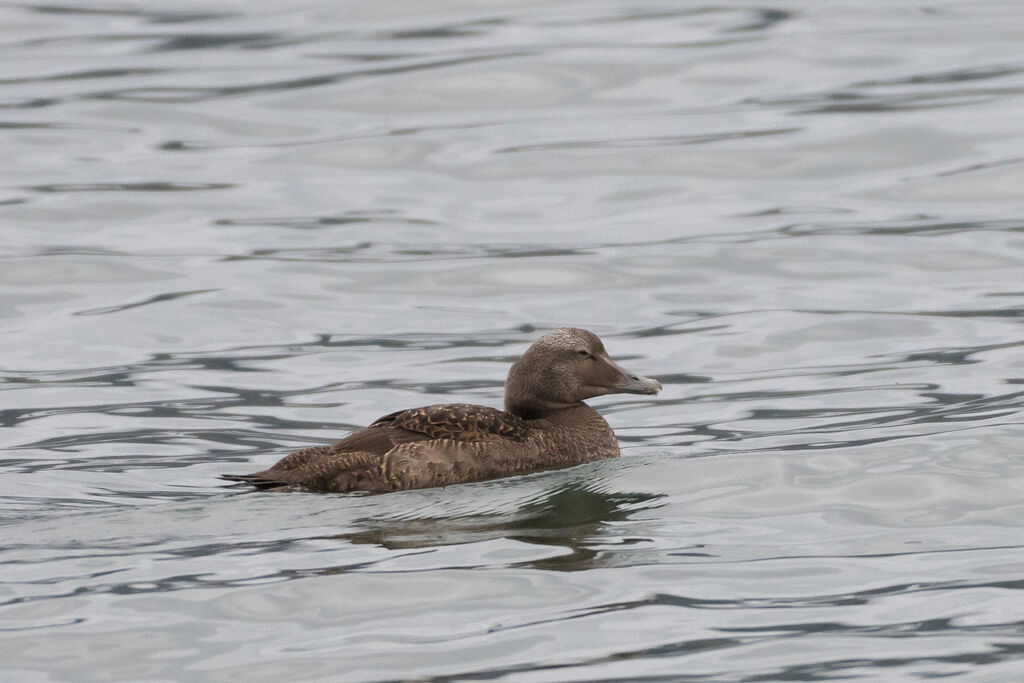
220;472;294;491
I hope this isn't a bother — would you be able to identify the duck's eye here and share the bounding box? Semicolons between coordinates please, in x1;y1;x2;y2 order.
577;349;590;357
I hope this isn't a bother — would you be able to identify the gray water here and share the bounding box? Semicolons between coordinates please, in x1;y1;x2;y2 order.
3;1;1024;680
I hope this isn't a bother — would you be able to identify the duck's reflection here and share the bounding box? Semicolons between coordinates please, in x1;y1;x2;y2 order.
324;482;665;572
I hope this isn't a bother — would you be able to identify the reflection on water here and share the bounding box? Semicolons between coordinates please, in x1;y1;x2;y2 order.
3;0;1024;680
339;483;666;572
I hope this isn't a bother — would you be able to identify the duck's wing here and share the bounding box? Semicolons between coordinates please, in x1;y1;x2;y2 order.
222;404;529;492
315;403;526;456
374;404;543;490
370;403;530;444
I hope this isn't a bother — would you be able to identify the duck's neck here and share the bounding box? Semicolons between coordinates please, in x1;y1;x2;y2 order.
507;400;603;426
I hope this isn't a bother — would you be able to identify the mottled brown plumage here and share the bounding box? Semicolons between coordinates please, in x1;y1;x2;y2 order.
222;328;661;493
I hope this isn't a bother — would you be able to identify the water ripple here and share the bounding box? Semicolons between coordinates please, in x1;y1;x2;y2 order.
3;1;1024;680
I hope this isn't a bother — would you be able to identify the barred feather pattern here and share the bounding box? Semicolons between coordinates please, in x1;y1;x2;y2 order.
223;402;618;493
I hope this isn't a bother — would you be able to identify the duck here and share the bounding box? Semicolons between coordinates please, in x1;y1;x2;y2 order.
222;327;661;493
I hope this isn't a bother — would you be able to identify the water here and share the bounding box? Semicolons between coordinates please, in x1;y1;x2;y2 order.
3;0;1024;680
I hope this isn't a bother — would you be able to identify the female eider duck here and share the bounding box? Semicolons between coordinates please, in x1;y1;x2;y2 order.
223;328;661;493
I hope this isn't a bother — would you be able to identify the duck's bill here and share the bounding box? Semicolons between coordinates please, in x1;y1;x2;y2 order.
613;373;663;395
601;356;662;395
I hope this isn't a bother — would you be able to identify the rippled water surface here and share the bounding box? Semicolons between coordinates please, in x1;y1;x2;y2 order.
3;1;1024;680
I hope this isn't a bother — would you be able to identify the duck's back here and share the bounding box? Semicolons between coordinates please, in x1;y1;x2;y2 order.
223;402;619;493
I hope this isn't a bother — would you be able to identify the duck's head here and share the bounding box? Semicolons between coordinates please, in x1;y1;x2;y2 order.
504;327;662;418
